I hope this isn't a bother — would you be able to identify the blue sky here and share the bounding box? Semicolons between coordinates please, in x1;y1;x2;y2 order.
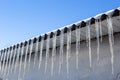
0;0;120;49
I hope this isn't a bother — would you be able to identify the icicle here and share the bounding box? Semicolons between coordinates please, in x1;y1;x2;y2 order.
7;47;13;76
95;19;100;62
86;24;89;47
0;50;4;76
51;32;57;76
59;30;64;74
0;50;2;71
76;26;80;69
14;45;20;74
6;48;12;76
1;49;6;75
86;21;92;68
45;35;50;73
66;28;71;77
108;16;114;44
99;19;103;42
18;44;24;79
10;47;15;73
38;37;44;69
4;49;10;77
33;39;39;68
0;51;1;71
23;42;29;77
11;46;17;73
107;15;114;74
0;50;3;76
1;49;7;76
28;40;33;72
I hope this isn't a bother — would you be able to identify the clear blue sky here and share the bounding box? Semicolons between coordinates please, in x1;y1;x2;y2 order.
0;0;120;49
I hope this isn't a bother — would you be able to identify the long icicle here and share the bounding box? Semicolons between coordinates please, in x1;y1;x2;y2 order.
6;48;11;76
18;44;24;80
4;48;10;77
0;55;1;76
45;35;50;73
33;39;39;68
10;47;15;73
23;42;29;78
1;49;7;76
11;46;17;73
7;47;13;76
0;50;3;76
99;19;103;42
95;19;100;62
87;21;92;68
1;50;4;75
38;37;44;69
51;33;57;76
0;50;4;76
58;30;64;74
27;40;33;72
107;15;114;74
110;17;114;44
66;28;71;78
0;50;2;72
2;49;7;77
86;24;89;47
76;26;81;69
14;45;20;74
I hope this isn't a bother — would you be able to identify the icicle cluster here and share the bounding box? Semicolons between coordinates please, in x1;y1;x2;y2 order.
0;13;117;80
